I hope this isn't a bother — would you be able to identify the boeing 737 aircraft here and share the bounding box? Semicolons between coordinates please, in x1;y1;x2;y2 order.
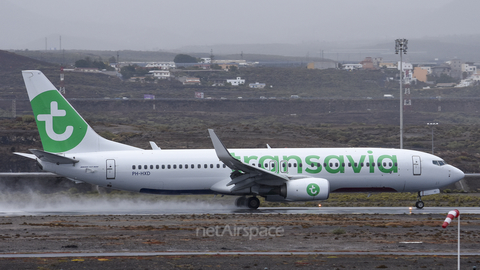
15;70;465;209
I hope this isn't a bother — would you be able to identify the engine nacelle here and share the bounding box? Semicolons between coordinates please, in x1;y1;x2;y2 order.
281;178;330;201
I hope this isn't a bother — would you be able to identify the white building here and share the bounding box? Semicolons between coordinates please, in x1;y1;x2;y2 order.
462;64;477;74
249;82;266;89
149;70;170;79
146;62;176;69
343;64;363;71
200;58;211;63
226;77;245;86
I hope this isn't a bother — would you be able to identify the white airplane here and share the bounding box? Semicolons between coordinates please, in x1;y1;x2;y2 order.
15;70;465;209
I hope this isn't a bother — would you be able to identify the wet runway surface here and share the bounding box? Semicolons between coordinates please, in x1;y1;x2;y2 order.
1;206;478;216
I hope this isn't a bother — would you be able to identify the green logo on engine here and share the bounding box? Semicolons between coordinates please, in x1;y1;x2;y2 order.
306;183;320;196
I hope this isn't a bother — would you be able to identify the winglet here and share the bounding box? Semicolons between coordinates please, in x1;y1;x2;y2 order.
208;129;237;169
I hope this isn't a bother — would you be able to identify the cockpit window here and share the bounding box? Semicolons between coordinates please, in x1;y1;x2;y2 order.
432;160;446;166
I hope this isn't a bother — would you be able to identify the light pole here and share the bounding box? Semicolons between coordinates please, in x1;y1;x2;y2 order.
395;39;408;149
427;122;438;154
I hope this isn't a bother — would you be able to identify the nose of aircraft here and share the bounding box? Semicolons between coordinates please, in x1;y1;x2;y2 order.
450;165;465;181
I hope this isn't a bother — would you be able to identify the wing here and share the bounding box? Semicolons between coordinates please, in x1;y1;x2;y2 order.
208;129;290;193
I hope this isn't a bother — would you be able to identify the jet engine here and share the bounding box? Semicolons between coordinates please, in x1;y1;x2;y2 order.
280;178;330;201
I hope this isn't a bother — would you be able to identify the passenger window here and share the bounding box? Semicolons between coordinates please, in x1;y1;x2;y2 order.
310;163;315;167
210;164;213;168
294;163;297;168
185;164;188;169
217;164;220;168
389;162;392;167
335;163;338;167
360;163;364;167
132;165;136;169
173;165;177;169
354;163;357;167
329;163;332;167
341;163;345;167
198;164;201;169
144;165;147;169
167;165;171;169
162;165;165;169
138;165;142;169
366;162;369;167
179;165;182;169
223;164;226;168
324;163;327;168
288;163;292;168
150;165;153;169
317;163;321;167
299;163;302;168
191;164;194;169
348;163;351;167
204;164;207;168
156;165;159;169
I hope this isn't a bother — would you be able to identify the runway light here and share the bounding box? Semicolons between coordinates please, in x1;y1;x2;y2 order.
318;204;322;207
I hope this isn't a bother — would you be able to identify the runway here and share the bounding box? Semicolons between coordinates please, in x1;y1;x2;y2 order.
0;206;478;216
0;251;478;258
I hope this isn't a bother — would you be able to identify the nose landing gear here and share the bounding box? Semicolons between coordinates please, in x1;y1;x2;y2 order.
415;192;425;209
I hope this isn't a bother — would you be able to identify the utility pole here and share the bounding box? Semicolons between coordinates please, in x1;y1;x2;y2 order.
395;39;408;149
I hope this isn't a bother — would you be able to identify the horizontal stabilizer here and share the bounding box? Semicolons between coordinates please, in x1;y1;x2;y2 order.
0;172;59;178
29;149;79;164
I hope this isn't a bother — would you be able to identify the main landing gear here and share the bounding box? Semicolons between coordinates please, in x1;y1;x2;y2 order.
235;196;260;209
415;192;425;209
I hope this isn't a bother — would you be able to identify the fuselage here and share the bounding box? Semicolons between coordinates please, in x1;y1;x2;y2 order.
41;147;464;195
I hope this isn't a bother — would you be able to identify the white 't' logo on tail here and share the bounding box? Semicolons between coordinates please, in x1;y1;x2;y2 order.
37;101;73;141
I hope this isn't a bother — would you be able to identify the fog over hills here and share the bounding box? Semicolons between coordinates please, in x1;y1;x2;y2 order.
2;0;479;62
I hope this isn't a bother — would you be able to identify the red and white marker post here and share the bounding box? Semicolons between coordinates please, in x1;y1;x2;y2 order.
442;209;460;270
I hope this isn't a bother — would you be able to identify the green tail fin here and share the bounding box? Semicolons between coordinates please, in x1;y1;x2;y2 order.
22;70;139;153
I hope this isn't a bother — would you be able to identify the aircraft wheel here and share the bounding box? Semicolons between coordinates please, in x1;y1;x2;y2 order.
415;201;425;209
247;197;260;209
235;197;246;207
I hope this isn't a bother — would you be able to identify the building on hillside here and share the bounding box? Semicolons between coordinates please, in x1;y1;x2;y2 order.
129;76;146;83
249;82;266;89
307;61;337;70
379;62;397;69
436;83;456;88
146;62;176;69
343;64;363;71
462;63;477;75
449;59;463;79
74;67;100;73
200;58;211;63
226;77;245;86
212;80;226;87
218;64;238;71
149;70;170;79
214;60;247;65
413;67;429;82
431;65;451;77
177;76;201;85
360;57;376;70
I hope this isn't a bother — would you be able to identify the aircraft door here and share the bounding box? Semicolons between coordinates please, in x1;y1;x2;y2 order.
268;160;278;173
106;159;116;179
412;156;421;176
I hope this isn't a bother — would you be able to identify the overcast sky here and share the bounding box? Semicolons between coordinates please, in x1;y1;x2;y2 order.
1;0;476;52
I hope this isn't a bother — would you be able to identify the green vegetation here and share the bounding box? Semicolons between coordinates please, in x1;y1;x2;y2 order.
173;54;198;63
